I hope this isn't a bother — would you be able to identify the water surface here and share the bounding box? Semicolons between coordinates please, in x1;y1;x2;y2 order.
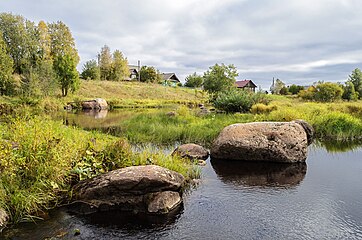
3;144;362;240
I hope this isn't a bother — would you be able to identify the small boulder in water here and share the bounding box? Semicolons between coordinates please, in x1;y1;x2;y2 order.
172;143;209;160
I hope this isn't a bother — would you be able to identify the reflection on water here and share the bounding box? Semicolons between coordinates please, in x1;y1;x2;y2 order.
3;205;183;239
54;109;161;137
80;205;183;230
211;159;307;187
316;139;362;152
82;109;108;119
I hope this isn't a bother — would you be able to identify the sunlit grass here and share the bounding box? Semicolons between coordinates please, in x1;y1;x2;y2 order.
0;115;200;224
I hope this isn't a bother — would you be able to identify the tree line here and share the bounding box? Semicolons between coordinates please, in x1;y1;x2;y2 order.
82;45;165;83
0;13;79;97
81;46;165;84
268;68;362;102
184;62;362;103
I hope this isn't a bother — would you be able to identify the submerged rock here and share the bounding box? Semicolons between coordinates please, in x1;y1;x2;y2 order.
146;191;181;214
211;121;312;163
172;143;209;160
72;165;185;215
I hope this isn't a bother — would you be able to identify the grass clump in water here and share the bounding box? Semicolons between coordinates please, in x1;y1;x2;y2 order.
120;106;255;146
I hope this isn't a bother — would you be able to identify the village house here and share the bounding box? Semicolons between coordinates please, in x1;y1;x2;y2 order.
161;73;180;86
235;80;257;92
127;65;139;80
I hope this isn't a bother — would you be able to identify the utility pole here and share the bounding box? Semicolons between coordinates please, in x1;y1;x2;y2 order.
138;60;141;81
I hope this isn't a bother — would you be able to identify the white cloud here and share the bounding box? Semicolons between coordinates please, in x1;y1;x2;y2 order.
1;0;362;88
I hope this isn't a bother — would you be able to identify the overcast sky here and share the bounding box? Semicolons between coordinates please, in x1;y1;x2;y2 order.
1;0;362;88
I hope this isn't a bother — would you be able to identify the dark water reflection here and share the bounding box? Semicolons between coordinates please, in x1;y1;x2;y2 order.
3;145;362;239
211;159;307;187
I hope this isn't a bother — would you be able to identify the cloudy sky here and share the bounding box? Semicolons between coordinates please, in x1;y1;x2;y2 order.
1;0;362;88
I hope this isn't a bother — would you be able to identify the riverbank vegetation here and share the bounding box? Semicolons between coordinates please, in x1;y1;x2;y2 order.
116;96;362;145
1;11;362;230
0;115;200;224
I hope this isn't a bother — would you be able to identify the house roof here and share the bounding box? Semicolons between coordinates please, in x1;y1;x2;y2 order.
161;73;180;82
235;80;256;88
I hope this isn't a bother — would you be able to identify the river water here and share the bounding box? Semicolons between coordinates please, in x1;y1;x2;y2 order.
2;111;362;239
3;144;362;240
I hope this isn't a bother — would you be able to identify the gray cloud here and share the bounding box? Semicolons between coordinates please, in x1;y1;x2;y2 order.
1;0;362;88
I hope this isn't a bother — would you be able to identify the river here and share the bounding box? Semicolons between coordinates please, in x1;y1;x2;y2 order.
2;110;362;239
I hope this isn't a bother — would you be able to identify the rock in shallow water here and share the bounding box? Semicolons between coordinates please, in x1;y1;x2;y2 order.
211;121;312;163
172;143;209;160
72;165;185;215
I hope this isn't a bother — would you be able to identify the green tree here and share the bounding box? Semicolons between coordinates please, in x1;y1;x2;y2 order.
288;84;304;95
0;33;15;95
279;86;289;95
81;59;100;80
98;45;112;80
184;72;203;88
38;20;52;61
0;13;39;74
139;66;162;83
342;81;358;101
53;54;79;97
48;21;79;64
202;63;238;95
48;21;79;96
111;50;129;81
314;82;344;102
348;68;362;98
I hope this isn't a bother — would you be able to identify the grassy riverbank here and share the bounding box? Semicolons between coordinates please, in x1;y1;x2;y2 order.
118;96;362;145
72;80;206;108
0;115;200;224
1;82;362;225
0;80;206;114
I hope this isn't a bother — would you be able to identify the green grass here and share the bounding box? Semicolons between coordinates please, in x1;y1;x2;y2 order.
120;106;255;146
117;97;362;145
0;115;200;224
254;97;362;141
67;80;206;108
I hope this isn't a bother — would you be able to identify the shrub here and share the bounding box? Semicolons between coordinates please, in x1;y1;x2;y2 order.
213;90;270;113
314;112;362;139
251;103;277;114
300;83;343;102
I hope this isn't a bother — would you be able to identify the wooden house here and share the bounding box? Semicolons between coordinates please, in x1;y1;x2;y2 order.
161;73;180;86
235;80;257;92
127;65;139;80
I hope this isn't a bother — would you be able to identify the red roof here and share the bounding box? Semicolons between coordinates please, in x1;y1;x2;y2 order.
235;80;256;88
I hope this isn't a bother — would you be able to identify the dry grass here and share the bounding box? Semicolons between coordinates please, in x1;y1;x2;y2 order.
67;80;206;105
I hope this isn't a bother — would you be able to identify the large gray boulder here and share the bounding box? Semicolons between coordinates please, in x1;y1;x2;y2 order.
72;165;185;215
81;98;108;110
172;143;209;160
211;121;313;163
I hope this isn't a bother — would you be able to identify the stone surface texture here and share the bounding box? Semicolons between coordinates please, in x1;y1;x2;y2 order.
211;121;310;163
172;143;209;160
73;165;185;215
